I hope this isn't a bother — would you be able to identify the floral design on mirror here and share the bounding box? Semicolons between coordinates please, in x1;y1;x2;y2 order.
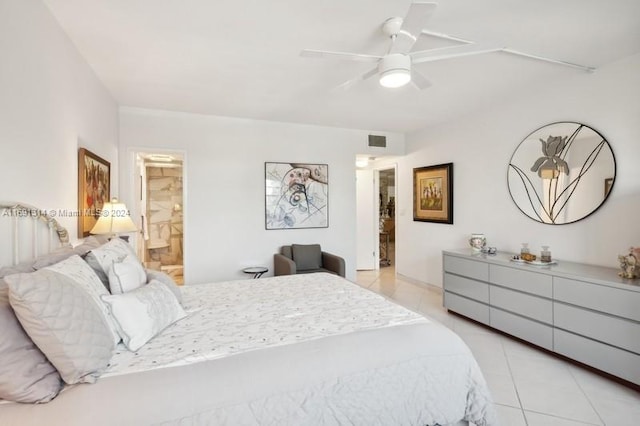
508;122;616;224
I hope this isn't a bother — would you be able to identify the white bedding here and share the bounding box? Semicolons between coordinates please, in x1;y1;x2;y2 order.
106;272;426;376
0;273;497;426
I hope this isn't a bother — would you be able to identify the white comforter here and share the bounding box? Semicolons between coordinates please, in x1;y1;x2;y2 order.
0;273;497;426
105;272;427;376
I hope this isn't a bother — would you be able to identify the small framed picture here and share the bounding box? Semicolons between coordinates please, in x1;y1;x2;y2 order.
413;162;453;224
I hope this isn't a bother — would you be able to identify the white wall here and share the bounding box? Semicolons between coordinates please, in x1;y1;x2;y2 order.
0;0;118;241
396;54;640;287
119;107;405;284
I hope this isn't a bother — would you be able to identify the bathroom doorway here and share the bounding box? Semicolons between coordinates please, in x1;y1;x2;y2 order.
378;168;395;267
135;152;184;284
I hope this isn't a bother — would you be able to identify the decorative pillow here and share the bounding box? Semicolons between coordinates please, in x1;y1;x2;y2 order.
45;255;120;344
84;238;137;288
0;280;62;403
146;269;182;304
101;280;187;351
5;265;117;385
291;244;322;270
109;255;147;294
32;244;74;270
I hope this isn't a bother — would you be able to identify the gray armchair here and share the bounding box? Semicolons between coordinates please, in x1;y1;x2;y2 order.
274;244;345;277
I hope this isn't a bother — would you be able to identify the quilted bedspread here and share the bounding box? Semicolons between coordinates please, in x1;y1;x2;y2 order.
0;273;497;426
105;272;426;376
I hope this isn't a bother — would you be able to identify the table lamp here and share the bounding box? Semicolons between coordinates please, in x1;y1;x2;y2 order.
90;198;137;241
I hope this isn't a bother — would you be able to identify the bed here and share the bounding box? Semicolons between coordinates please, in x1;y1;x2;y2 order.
0;203;497;426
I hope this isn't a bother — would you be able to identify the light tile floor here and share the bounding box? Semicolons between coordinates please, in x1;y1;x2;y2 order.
355;266;640;426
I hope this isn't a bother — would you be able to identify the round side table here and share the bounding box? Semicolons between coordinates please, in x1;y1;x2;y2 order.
242;266;268;279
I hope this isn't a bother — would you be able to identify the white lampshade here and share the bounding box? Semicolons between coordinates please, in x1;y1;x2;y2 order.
90;198;137;236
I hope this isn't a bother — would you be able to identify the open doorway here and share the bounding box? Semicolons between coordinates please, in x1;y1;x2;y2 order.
378;168;395;267
134;152;184;284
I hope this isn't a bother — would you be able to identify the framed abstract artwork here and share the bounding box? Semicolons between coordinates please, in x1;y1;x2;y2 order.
413;162;453;224
78;148;110;237
265;162;328;230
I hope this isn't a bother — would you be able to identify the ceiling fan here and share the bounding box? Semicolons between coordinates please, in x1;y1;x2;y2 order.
301;1;595;90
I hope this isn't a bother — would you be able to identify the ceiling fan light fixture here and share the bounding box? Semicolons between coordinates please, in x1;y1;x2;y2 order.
378;54;411;88
379;69;411;88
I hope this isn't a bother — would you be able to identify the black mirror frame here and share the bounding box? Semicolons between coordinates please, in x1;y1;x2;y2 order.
507;122;616;225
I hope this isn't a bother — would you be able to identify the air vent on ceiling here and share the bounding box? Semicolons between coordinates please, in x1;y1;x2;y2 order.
368;134;386;148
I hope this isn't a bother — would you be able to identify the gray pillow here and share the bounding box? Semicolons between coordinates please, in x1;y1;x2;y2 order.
83;252;110;288
45;255;121;344
6;257;118;384
0;262;35;278
291;244;322;270
146;269;182;304
0;280;62;403
72;235;107;257
32;244;74;270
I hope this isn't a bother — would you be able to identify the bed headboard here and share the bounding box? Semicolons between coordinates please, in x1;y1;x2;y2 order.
0;202;69;267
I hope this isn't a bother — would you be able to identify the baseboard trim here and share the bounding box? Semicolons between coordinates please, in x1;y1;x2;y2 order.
396;272;443;293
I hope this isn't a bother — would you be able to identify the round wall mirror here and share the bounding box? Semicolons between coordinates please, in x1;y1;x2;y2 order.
507;122;616;225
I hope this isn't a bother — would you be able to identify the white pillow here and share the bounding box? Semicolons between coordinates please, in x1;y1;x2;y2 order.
109;255;147;294
146;269;182;304
101;280;187;351
84;238;137;288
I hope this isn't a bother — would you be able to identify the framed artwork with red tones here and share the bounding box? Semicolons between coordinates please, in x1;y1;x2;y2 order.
78;148;110;237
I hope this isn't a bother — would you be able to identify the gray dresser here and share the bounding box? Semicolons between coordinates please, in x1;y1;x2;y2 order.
443;249;640;385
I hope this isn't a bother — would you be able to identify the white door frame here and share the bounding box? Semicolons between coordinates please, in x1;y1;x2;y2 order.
356;168;378;270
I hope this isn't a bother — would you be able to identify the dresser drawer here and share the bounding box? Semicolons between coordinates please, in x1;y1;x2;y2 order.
490;286;552;324
554;277;640;322
489;264;552;297
443;255;489;281
444;291;489;325
554;329;640;385
444;273;489;303
554;302;640;354
490;307;553;350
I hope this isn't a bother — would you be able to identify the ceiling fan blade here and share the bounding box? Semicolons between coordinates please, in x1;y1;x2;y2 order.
390;1;438;54
420;30;595;72
411;43;502;64
301;49;382;63
421;30;473;45
501;48;595;72
333;67;378;91
411;69;432;90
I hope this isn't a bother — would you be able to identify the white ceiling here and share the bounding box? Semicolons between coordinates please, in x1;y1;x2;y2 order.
43;0;640;133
